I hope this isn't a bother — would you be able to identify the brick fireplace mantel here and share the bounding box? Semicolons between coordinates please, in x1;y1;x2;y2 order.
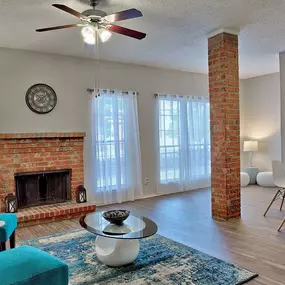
0;132;86;140
0;132;86;212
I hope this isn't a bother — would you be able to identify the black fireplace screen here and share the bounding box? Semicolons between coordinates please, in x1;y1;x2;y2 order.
15;169;71;209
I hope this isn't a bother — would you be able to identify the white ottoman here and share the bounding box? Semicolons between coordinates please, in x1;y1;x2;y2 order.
241;172;250;187
256;172;275;187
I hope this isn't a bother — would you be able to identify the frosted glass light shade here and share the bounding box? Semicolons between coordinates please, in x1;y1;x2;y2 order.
99;30;112;42
84;35;96;45
81;26;95;38
243;141;258;152
81;26;96;45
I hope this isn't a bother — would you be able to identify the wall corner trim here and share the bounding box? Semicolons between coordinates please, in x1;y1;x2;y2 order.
207;28;240;39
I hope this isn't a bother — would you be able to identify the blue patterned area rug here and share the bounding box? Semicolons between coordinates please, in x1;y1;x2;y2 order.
19;230;258;285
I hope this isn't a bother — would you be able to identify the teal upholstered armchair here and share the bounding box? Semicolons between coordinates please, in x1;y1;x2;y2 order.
0;213;68;284
0;246;69;285
0;213;17;251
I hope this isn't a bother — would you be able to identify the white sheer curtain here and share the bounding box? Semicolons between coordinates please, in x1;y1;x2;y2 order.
155;94;210;194
91;89;143;205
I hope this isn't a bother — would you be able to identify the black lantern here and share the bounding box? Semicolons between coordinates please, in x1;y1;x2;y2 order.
5;193;18;213
76;185;87;203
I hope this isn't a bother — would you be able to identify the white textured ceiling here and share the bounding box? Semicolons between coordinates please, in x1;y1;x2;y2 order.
0;0;284;78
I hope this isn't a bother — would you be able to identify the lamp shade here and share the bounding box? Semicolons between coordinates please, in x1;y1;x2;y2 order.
243;141;258;152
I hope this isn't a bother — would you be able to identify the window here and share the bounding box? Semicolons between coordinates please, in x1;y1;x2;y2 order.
159;99;181;182
92;89;142;204
95;95;126;189
157;94;210;190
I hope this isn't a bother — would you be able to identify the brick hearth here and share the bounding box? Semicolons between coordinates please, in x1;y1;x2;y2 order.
16;201;96;227
0;132;96;226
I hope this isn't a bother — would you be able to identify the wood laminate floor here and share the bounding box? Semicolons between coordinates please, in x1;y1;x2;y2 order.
16;186;285;285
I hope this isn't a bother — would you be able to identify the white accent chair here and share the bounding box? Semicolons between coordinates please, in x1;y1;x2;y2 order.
263;160;285;231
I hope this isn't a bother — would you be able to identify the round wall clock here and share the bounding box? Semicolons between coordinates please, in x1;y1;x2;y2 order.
26;84;57;114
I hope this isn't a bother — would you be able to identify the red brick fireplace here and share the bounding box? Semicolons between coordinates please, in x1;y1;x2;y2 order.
0;132;96;226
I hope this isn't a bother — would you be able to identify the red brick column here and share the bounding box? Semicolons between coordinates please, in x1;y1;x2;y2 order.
208;30;241;220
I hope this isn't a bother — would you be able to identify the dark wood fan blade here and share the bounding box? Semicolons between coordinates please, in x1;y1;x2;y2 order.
52;4;87;20
104;9;143;22
36;24;78;32
106;25;146;40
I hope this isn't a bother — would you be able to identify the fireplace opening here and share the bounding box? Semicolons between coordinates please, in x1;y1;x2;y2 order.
39;175;47;201
15;169;71;209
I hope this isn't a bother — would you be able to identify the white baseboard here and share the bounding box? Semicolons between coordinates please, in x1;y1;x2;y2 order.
94;187;210;207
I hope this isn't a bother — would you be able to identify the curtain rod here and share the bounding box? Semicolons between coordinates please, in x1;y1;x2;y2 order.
154;93;209;101
87;88;139;95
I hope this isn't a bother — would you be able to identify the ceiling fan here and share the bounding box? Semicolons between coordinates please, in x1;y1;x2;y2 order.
36;0;146;45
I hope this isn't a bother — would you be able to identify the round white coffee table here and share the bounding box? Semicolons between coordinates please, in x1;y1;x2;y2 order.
80;211;158;267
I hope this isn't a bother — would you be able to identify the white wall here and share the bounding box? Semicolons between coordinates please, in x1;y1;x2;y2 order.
0;47;209;198
240;73;281;171
279;52;285;163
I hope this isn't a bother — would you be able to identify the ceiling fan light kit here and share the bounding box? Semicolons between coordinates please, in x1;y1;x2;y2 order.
36;0;146;45
81;25;112;44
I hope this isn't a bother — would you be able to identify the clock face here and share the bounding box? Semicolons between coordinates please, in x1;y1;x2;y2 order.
26;84;57;114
